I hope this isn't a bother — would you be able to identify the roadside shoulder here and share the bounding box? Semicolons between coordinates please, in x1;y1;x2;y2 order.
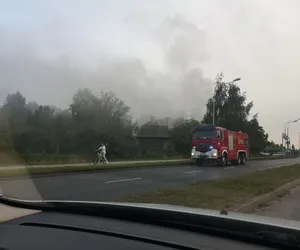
253;184;300;220
232;176;300;218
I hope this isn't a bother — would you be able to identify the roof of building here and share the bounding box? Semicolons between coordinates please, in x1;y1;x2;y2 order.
137;123;170;139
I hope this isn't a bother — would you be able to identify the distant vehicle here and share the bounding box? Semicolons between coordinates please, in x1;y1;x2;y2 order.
271;152;285;157
191;124;249;166
260;152;271;156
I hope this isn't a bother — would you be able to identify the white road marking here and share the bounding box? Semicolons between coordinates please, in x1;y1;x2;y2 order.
184;170;202;174
104;177;141;184
224;166;235;169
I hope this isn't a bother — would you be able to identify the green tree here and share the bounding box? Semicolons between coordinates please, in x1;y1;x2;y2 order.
24;105;56;153
0;92;30;153
69;88;138;158
202;82;252;132
246;114;268;153
202;75;268;153
170;118;200;155
0;89;139;161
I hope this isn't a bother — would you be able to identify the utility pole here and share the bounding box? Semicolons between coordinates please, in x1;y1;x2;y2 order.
282;132;284;153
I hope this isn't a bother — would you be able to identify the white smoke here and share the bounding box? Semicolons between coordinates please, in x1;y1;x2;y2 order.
0;15;213;124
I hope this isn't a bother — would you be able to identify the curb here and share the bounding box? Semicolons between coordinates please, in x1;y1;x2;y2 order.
0;161;192;181
233;178;300;213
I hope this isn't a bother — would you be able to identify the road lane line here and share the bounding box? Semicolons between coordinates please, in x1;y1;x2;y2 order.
184;170;202;174
224;166;234;169
104;177;141;184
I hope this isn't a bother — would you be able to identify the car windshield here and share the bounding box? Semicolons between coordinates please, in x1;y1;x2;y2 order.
193;130;216;139
2;0;300;232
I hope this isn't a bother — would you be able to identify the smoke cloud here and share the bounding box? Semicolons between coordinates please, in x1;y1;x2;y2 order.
0;14;212;124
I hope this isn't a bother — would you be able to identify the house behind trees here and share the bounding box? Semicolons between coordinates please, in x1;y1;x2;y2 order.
137;116;171;151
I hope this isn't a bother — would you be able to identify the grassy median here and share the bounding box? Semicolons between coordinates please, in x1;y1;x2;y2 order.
0;160;191;178
119;164;300;210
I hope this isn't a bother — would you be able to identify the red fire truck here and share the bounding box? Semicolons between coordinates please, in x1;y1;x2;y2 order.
191;124;249;166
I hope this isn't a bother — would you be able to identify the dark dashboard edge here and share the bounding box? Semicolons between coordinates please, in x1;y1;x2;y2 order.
20;222;198;250
1;196;300;249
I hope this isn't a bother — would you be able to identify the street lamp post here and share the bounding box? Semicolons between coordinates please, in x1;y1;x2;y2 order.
298;132;300;157
283;118;300;150
212;75;241;125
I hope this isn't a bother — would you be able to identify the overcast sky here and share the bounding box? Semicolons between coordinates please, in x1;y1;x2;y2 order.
1;0;300;145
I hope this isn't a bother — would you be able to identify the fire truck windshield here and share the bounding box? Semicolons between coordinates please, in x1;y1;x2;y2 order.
193;130;217;139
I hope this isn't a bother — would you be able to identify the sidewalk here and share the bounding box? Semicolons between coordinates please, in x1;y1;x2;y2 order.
0;159;188;171
254;185;300;221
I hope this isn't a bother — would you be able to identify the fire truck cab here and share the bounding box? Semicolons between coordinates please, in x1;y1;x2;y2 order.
191;124;249;166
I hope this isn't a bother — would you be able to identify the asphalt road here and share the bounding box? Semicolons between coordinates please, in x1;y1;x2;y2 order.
1;158;300;201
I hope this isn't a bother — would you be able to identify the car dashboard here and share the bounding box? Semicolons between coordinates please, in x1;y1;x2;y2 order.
0;206;277;250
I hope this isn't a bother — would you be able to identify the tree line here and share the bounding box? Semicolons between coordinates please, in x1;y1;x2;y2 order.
0;79;273;163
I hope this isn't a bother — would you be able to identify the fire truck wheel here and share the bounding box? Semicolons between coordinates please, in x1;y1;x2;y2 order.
241;153;246;165
219;154;227;167
237;153;242;165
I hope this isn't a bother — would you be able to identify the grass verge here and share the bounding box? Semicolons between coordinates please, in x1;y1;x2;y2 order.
119;164;300;211
251;155;298;161
0;160;191;178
